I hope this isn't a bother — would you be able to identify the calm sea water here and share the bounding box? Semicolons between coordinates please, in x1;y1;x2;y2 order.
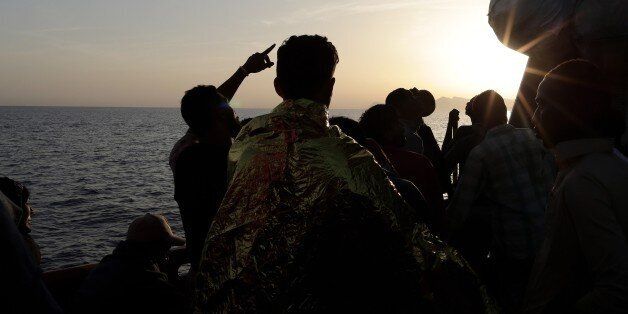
0;106;467;270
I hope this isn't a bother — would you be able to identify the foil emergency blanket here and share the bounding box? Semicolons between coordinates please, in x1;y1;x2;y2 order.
195;99;498;313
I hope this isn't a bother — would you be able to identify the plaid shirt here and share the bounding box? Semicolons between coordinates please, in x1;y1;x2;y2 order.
447;124;555;259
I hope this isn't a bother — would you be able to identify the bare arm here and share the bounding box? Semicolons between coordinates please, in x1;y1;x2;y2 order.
443;109;459;152
217;44;276;101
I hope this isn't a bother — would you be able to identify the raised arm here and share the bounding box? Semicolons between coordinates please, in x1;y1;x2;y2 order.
217;44;276;101
443;109;459;152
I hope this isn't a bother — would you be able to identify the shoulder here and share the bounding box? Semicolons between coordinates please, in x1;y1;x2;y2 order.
312;130;389;181
419;123;435;134
467;139;488;160
561;156;614;200
396;148;434;167
455;125;475;136
235;113;273;141
566;153;628;189
311;129;373;166
579;152;628;172
513;128;543;144
453;126;483;145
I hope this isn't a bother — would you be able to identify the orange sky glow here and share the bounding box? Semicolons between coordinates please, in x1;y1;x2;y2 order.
0;0;527;108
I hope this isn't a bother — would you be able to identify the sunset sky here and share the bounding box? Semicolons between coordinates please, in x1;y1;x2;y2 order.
0;0;528;109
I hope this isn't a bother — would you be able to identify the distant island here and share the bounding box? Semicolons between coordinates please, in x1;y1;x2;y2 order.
436;96;515;110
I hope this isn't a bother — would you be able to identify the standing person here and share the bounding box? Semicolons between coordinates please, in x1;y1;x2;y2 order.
72;214;188;314
447;90;554;312
411;88;442;169
387;88;450;194
524;60;628;314
195;35;496;313
385;88;425;155
358;104;445;230
0;177;41;264
169;45;275;271
443;96;488;181
385;88;441;167
412;88;452;194
442;108;461;183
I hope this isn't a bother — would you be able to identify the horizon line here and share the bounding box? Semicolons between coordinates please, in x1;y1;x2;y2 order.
0;104;375;110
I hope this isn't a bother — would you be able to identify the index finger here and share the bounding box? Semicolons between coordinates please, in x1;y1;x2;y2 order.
261;44;276;55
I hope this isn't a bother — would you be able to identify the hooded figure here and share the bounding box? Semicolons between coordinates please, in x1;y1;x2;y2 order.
194;98;497;313
0;191;61;314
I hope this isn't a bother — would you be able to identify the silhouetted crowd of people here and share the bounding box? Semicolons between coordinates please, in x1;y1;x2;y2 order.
2;34;628;314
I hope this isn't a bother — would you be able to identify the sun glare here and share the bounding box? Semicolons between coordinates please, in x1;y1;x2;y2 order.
401;3;528;101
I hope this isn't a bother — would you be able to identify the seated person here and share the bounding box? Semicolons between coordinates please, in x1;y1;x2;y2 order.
0;177;41;264
72;214;188;314
0;191;61;313
358;105;445;230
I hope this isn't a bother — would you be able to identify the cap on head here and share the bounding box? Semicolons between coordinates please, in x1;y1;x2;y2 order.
414;89;436;117
386;88;434;118
126;213;185;247
385;88;413;109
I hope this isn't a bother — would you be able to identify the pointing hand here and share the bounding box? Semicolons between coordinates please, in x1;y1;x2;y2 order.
242;44;276;74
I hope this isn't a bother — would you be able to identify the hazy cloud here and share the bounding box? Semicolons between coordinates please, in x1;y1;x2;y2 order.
261;0;453;25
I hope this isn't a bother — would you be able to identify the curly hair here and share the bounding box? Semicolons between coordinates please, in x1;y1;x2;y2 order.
277;35;339;100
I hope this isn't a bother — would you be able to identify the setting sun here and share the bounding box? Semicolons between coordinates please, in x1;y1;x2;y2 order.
1;0;528;108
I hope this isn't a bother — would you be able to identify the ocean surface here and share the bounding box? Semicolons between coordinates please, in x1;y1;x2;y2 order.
0;106;468;270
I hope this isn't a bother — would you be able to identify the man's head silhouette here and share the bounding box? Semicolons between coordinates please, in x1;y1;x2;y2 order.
180;85;240;140
274;35;339;106
534;59;618;147
473;90;507;130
